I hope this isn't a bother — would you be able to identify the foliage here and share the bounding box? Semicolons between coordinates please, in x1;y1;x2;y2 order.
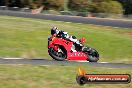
90;1;123;14
115;0;132;15
8;0;22;7
29;0;43;9
1;0;132;14
43;0;64;11
68;0;89;12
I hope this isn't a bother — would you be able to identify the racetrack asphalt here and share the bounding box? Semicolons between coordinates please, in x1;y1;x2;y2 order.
0;10;132;28
0;59;132;68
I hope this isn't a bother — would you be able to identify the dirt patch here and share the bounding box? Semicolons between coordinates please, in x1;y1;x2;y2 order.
115;30;132;36
127;32;132;36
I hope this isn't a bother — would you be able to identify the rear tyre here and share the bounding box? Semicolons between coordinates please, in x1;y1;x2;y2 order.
48;47;66;61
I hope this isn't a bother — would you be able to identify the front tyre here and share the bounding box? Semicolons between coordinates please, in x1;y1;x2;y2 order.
48;47;66;61
83;47;99;62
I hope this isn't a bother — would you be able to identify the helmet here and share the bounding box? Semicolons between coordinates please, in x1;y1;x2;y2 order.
79;37;86;44
51;27;58;30
51;27;59;35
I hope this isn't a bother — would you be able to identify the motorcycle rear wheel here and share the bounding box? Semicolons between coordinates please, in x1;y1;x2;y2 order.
48;47;66;61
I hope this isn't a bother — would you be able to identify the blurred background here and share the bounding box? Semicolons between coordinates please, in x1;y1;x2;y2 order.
0;0;132;19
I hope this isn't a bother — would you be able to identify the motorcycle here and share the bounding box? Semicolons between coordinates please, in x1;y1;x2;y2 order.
48;34;99;62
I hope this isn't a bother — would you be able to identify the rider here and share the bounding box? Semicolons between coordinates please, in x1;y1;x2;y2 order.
64;33;86;51
51;26;60;35
50;27;85;52
69;36;86;51
75;37;86;51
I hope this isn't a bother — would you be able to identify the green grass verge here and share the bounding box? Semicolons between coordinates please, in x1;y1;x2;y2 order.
0;16;132;63
0;65;131;88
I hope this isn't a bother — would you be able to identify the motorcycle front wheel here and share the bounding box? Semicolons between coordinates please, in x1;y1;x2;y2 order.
83;47;99;62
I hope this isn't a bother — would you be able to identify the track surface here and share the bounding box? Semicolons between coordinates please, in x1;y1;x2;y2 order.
0;10;132;28
0;59;132;68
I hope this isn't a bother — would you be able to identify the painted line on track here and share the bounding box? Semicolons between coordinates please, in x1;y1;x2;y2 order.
1;58;24;59
75;60;110;63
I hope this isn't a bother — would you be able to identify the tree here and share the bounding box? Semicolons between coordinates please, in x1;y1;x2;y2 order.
30;0;43;9
115;0;132;15
8;0;22;7
43;0;64;11
92;0;111;3
19;0;43;9
20;0;30;7
90;1;123;14
68;0;89;12
0;0;6;6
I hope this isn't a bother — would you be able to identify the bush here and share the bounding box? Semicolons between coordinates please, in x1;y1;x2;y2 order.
115;0;132;15
60;11;74;15
43;0;64;11
48;10;60;15
68;0;89;12
93;1;123;14
109;1;123;14
19;0;43;9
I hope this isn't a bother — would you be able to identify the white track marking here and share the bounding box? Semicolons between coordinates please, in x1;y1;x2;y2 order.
99;62;109;63
76;60;109;63
2;58;24;59
76;60;89;62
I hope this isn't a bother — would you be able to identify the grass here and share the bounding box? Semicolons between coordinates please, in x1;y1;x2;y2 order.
0;16;132;63
0;65;131;88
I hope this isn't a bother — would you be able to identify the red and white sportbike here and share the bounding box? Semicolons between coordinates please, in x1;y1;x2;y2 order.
48;34;99;62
